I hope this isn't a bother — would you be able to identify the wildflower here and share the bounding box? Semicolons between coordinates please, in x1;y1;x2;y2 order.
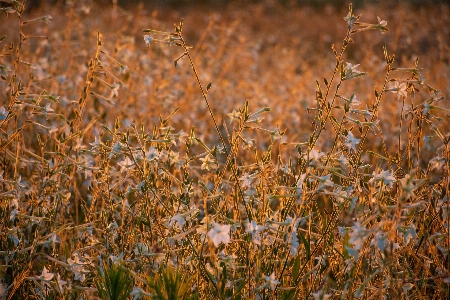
270;128;283;142
296;173;307;194
134;243;151;256
144;35;153;48
167;150;180;166
317;174;334;190
43;103;54;119
313;290;331;300
41;14;52;23
371;231;387;252
399;174;417;199
117;156;135;173
348;94;361;108
344;131;360;152
338;153;348;167
227;110;241;123
0;106;8;120
46;125;59;134
343;62;365;80
199;154;218;171
398;225;416;244
49;233;61;244
10;198;19;221
369;169;396;187
39;267;55;281
264;272;280;291
239;172;258;188
146;146;159;161
346;222;367;259
246;220;264;244
170;213;185;230
109;83;120;98
376;16;388;34
242;137;256;150
343;10;357;29
109;141;125;158
207;223;231;247
288;230;299;256
130;286;145;300
364;105;373;119
304;149;325;166
56;273;67;294
387;81;407;99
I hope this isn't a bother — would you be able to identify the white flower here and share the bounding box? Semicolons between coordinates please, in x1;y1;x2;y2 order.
348;94;361;108
399;174;417;199
376;16;388;34
343;11;357;29
344;132;360;152
39;267;54;281
264;272;280;291
144;35;153;48
167;150;180;166
345;63;361;74
239;172;257;188
398;225;416;244
0;106;8;120
56;273;67;294
313;289;331;300
246;220;264;244
270;128;283;142
170;213;185;230
349;222;366;251
134;243;151;256
117;156;135;173
146;146;159;161
199;154;218;171
130;286;147;300
338;153;348;167
304;149;325;166
109;83;120;98
343;62;365;80
388;81;407;99
242;137;256;150
227;110;241;123
207;223;231;247
369;169;396;187
288;231;299;256
317;175;334;190
67;253;88;282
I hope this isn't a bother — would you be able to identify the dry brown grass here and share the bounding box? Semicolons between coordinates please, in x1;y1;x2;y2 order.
0;1;449;299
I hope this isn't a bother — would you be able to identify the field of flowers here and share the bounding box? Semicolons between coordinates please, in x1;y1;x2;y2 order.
0;0;449;299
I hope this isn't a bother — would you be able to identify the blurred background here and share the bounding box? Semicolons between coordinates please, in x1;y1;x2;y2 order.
1;0;449;158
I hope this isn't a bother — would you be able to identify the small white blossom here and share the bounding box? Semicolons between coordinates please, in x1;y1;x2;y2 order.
246;220;264;245
39;267;54;281
117;156;135;173
144;35;153;48
344;132;360;152
264;272;280;291
207;223;231;247
170;213;185;230
369;169;396;187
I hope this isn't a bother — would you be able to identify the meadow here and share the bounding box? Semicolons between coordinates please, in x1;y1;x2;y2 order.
0;0;449;299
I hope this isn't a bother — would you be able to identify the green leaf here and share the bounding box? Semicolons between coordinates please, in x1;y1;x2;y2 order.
292;254;301;279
